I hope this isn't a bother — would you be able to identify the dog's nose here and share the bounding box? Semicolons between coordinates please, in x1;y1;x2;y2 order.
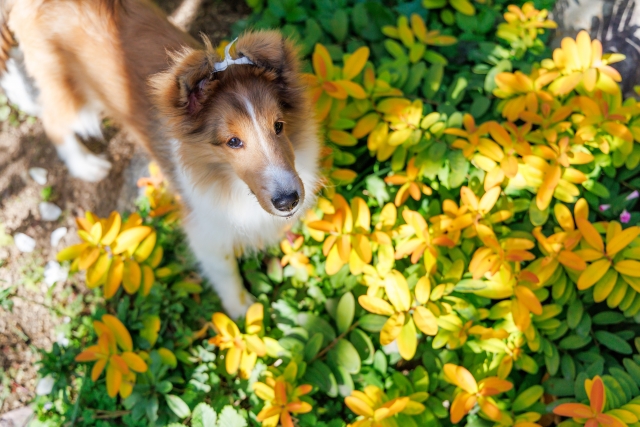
271;191;300;212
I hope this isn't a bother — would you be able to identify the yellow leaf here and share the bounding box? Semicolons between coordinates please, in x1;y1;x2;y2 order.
102;314;133;352
607;227;640;257
410;14;427;43
413;306;438;335
121;352;148;373
577;258;611;290
140;264;154;296
593;270;619;303
352;197;371;231
111;226;152;255
358;295;395;315
515;286;543;315
615;260;640;277
326;244;345;275
91;358;107;381
133;231;157;263
343;47;370;80
158;348;177;368
414;276;431;304
313;43;334;81
345;396;375;417
331;169;358;184
353;113;380;139
397;317;418;360
576;218;605;253
147;246;163;268
554;203;574;232
122;260;141;294
105;257;124;299
385;270;411;312
245;303;264;335
101;212;122;245
57;243;89;262
106;362;122;398
78;247;101;270
334;80;367;99
380;312;404;345
87;253;111;288
90;222;103;244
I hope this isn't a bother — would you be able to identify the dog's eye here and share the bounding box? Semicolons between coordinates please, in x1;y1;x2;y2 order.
227;137;243;149
274;121;284;135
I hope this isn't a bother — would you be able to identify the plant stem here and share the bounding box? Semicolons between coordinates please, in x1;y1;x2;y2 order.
311;321;360;362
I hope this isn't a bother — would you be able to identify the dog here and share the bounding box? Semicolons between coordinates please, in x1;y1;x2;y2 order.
0;0;321;318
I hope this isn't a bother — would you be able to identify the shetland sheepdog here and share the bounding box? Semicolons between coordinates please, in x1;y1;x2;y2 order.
0;0;321;318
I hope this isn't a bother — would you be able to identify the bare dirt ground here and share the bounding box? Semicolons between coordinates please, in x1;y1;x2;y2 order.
0;0;248;414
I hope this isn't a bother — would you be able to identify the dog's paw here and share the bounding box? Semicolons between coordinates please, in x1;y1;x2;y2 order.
222;289;257;320
58;141;112;182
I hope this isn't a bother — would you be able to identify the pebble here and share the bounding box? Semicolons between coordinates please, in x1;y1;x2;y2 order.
50;227;67;247
14;233;36;253
28;167;48;185
39;202;62;221
44;260;68;287
35;375;55;396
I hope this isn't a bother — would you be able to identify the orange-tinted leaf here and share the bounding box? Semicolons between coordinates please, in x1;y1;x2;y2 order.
343;47;370;80
102;314;133;352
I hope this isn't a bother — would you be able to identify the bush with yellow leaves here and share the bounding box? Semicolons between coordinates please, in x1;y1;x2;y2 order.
36;0;640;426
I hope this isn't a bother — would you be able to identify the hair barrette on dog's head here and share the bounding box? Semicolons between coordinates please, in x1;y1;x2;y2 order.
212;38;253;73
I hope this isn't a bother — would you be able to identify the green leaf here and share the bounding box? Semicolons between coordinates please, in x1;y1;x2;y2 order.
358;314;388;332
375;350;388;375
543;378;574;397
592;311;626;325
385;39;407;59
297;313;336;346
332;363;355;397
529;200;549;226
350;328;375;365
328;339;361;374
512;385;544;412
336;292;355;334
217;406;248;427
583;179;611;198
566;299;583;329
470;96;491;118
445;74;468;106
423;64;444;98
448;150;469;189
192;403;217;427
454;279;486;292
304;333;324;362
595;331;633;354
558;334;592;350
304;361;338;397
623;358;640;387
366;175;390;205
165;395;191;419
331;9;349;43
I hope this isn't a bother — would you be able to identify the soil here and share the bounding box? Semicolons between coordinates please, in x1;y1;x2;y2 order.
0;0;249;414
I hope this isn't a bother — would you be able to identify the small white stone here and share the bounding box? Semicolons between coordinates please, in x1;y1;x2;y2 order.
39;202;62;222
36;375;55;396
63;316;71;324
44;260;68;287
50;227;67;247
28;167;48;185
56;332;69;348
44;402;53;411
14;233;36;253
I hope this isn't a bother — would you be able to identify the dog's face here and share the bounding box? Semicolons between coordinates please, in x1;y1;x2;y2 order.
151;31;309;217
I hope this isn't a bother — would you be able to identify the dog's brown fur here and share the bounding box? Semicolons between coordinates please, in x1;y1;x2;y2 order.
1;0;321;317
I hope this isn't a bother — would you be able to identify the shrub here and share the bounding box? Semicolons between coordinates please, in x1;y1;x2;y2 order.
32;0;640;426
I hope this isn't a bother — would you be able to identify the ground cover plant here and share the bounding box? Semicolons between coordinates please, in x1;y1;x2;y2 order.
28;0;640;426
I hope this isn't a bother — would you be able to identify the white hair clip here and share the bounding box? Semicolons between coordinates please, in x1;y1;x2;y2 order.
212;38;253;73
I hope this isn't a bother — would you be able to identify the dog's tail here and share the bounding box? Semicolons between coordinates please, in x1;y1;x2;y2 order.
0;1;16;73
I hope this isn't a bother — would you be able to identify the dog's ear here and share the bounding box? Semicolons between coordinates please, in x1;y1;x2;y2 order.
235;31;305;108
149;44;220;136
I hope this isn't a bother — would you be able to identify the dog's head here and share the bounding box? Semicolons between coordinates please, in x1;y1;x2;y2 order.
150;30;311;217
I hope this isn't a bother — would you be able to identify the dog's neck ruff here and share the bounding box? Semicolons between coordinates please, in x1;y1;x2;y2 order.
212;38;253;73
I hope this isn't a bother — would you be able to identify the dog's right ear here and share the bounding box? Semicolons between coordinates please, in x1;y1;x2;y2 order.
149;46;219;137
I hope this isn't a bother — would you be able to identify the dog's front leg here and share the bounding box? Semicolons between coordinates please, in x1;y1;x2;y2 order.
183;218;254;319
